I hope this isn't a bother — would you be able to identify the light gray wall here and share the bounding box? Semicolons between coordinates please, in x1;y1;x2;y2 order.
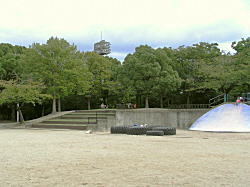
115;108;209;129
88;116;116;132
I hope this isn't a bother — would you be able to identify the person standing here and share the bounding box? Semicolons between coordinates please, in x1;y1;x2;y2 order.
239;97;244;103
236;97;241;105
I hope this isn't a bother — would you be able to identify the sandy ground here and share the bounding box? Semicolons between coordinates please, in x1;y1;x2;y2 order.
0;128;250;187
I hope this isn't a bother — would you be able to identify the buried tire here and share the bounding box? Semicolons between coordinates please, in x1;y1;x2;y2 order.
110;126;130;134
152;127;176;135
146;130;164;136
127;126;151;135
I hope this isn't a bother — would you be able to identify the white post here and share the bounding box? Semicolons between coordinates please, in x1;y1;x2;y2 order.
17;104;19;122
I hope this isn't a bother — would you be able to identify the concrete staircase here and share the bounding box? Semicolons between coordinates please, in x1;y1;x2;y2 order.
31;110;116;131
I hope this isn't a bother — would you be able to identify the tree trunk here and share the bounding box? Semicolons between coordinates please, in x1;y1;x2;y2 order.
105;97;108;108
136;95;140;108
140;95;143;108
224;93;228;102
57;97;61;112
160;95;164;108
167;99;170;107
11;104;16;121
87;97;91;110
145;96;149;108
52;95;57;114
17;107;25;124
41;104;45;117
186;93;190;104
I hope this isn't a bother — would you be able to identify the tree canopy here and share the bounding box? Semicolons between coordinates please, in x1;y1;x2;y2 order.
22;37;90;113
0;37;249;121
0;80;51;122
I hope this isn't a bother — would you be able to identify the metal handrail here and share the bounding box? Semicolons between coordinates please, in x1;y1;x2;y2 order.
209;94;225;106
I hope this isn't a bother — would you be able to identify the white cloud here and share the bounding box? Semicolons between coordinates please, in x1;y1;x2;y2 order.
0;0;249;60
108;52;127;62
217;42;236;54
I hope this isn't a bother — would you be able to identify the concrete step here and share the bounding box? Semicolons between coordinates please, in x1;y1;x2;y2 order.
41;120;97;125
66;113;115;116
75;110;116;113
29;109;114;131
59;115;107;120
49;118;96;122
31;124;87;130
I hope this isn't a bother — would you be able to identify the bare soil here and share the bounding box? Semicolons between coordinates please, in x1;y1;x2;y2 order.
0;128;249;186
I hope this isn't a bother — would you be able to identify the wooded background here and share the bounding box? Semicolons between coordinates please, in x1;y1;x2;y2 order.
0;37;249;121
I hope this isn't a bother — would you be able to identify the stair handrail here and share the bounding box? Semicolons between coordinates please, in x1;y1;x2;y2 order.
209;94;225;106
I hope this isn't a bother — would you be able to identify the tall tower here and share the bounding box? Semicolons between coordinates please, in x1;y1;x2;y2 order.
94;32;111;55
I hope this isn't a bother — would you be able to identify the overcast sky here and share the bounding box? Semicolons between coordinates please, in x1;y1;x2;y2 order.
0;0;250;61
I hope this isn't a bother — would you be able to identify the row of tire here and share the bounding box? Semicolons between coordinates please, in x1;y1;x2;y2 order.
110;126;176;136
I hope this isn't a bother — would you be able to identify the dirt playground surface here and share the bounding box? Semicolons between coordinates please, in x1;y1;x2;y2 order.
0;128;249;186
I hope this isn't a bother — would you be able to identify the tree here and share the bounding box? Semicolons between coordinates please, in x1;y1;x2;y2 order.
174;43;222;104
83;52;120;109
232;37;250;92
200;38;250;99
0;80;51;123
0;43;25;80
102;56;122;107
22;37;90;113
0;43;26;120
121;45;161;108
232;37;250;53
199;54;239;95
153;48;181;107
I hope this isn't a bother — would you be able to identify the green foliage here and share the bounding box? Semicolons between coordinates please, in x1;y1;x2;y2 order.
232;37;250;91
199;38;249;96
22;37;90;98
0;80;51;106
173;43;223;103
0;80;51;122
232;37;250;53
122;45;161;95
83;52;121;107
121;45;180;107
199;55;239;94
0;43;26;80
1;36;250;119
84;52;112;96
154;48;181;94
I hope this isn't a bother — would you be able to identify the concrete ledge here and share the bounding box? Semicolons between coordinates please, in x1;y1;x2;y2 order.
117;108;210;112
116;108;210;129
31;124;87;130
24;111;74;127
0;122;19;129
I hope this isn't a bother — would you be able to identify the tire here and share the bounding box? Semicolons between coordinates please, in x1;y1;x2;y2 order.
127;126;150;135
152;127;176;135
111;126;130;134
146;130;164;136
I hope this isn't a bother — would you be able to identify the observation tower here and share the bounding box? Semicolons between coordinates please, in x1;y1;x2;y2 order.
94;33;111;55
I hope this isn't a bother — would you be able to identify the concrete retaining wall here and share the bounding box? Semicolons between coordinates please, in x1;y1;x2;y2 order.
115;108;210;129
87;116;116;132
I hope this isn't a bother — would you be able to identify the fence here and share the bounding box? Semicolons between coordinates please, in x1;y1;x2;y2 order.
168;104;210;109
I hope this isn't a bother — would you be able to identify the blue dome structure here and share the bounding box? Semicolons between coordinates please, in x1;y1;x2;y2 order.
189;103;250;132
